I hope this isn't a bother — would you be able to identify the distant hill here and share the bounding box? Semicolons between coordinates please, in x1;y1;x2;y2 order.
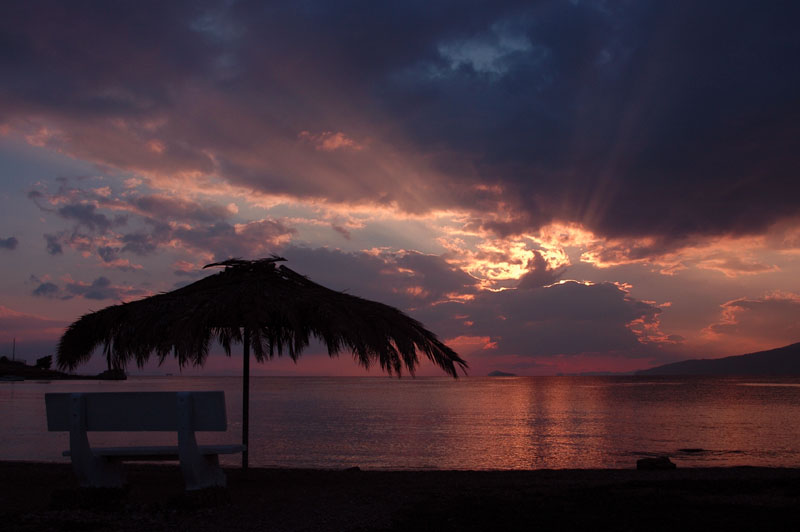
0;357;125;380
636;342;800;376
565;371;634;376
488;370;517;377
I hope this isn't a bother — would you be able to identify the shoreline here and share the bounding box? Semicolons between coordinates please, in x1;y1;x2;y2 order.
0;359;126;381
3;461;800;531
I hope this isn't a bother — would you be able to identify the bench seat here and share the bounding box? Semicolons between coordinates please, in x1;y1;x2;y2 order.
63;444;245;461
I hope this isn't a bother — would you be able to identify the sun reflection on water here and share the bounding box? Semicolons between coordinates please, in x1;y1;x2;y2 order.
4;376;800;469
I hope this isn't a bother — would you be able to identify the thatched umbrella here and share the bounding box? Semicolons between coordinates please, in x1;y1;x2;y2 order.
57;257;467;468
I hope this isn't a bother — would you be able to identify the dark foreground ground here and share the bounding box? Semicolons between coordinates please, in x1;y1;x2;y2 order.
2;462;800;531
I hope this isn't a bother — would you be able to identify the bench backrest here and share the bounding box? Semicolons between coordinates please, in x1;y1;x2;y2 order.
45;391;228;432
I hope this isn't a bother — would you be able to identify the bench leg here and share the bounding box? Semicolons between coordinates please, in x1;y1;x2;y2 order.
176;392;227;490
180;454;226;490
69;393;125;488
71;455;126;489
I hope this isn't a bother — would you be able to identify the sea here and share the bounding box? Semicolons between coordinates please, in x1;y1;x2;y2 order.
3;376;800;470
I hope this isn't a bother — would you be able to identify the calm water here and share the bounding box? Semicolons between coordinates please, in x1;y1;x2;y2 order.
3;376;800;469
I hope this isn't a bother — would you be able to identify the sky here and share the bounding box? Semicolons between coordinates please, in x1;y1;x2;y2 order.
1;0;799;376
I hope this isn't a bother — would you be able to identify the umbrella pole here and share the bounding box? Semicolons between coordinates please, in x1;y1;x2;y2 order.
242;326;250;470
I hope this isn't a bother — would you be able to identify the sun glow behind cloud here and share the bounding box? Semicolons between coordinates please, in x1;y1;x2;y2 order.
16;161;800;360
2;1;800;374
4;137;800;372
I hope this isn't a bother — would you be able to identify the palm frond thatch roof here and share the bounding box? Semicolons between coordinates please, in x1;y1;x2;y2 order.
57;257;467;377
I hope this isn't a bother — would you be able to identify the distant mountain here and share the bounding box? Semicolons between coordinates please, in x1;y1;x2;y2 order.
566;371;635;376
488;370;517;377
0;357;124;380
636;342;800;376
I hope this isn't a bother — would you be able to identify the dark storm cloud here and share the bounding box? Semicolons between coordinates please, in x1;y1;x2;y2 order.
65;277;123;300
31;276;146;301
420;281;664;359
394;251;480;300
171;220;296;261
43;233;63;255
119;231;163;256
31;185;231;226
3;1;799;249
706;293;800;346
27;182;294;263
0;237;18;250
517;250;565;289
43;230;95;257
32;281;60;298
279;247;469;310
380;0;800;243
331;224;351;240
56;203;126;233
41;214;295;265
280;247;663;359
132;195;234;223
97;245;119;263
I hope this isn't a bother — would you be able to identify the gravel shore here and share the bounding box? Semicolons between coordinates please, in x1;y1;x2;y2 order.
2;461;800;531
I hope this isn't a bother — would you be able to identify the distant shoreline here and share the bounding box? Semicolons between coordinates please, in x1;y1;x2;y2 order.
637;342;800;376
0;358;125;381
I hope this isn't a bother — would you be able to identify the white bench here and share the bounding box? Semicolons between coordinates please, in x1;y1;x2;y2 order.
45;391;244;490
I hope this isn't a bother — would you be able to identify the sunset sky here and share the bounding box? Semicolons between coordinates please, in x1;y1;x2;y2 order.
1;1;799;376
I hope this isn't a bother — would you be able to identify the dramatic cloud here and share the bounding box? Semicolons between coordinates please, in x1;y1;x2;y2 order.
0;237;18;250
517;250;565;289
695;256;780;278
31;281;60;298
577;230;785;277
131;195;236;223
277;248;671;370
43;234;63;255
2;1;798;246
445;281;667;357
1;1;798;374
705;293;800;352
283;247;478;310
29;182;295;264
56;203;126;233
31;276;147;301
298;131;364;152
172;220;296;261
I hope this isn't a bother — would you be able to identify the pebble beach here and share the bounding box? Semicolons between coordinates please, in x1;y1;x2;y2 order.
3;461;800;531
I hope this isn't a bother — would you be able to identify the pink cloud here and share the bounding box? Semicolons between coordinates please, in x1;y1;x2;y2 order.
704;292;800;352
29;180;297;265
2;1;800;252
0;305;67;344
298;131;364;152
31;276;148;302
